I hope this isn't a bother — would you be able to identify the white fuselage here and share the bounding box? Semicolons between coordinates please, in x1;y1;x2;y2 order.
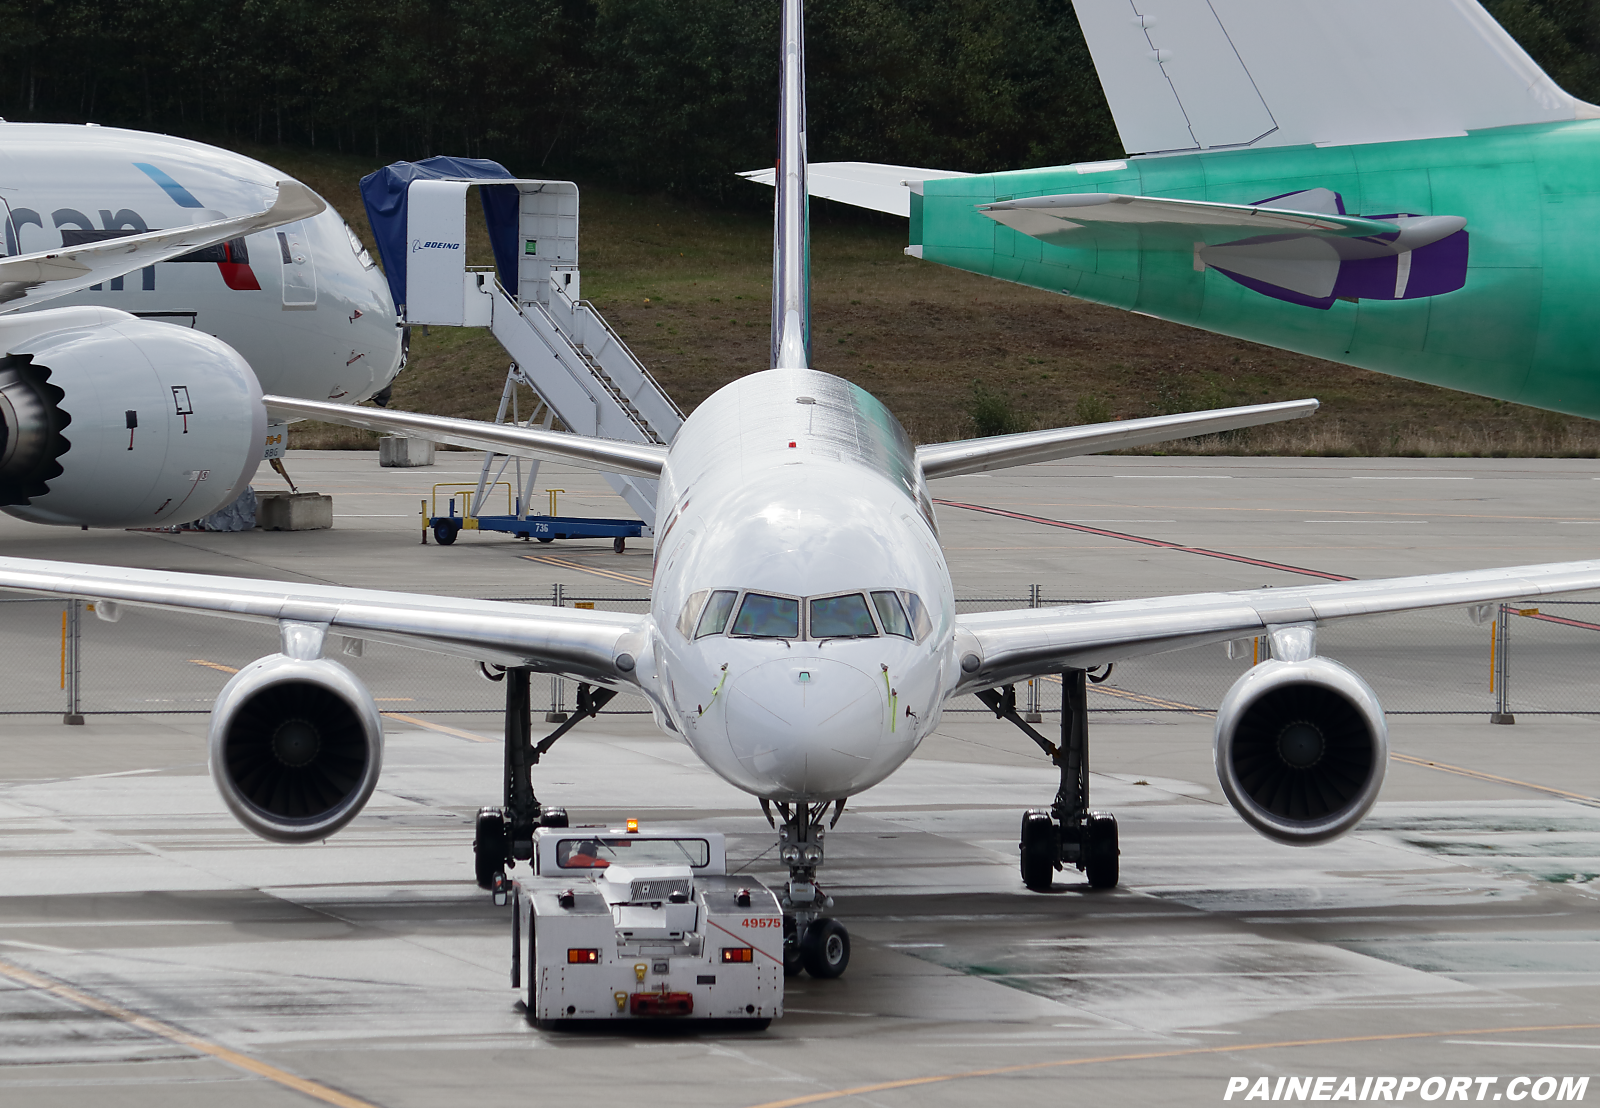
0;123;402;402
644;368;960;803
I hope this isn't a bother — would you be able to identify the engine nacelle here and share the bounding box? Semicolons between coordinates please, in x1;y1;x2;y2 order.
1214;657;1388;845
0;307;265;528
209;654;384;843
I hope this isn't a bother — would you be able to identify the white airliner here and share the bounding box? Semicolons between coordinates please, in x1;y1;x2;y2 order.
0;123;403;528
4;0;1600;982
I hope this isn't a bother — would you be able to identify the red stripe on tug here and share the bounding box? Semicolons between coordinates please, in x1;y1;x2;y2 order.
630;991;694;1017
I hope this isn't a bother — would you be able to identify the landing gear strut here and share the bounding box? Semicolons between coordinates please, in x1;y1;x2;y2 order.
978;669;1119;891
473;668;616;894
763;798;850;979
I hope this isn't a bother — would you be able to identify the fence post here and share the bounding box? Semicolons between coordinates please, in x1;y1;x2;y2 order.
1024;584;1042;722
1490;604;1515;725
546;582;568;722
62;600;84;725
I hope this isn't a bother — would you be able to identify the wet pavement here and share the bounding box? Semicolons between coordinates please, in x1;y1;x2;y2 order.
0;452;1597;1106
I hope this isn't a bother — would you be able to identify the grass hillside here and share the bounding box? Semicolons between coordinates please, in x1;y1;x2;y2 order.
244;141;1600;457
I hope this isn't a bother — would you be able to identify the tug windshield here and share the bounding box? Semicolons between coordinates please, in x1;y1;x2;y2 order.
555;836;712;869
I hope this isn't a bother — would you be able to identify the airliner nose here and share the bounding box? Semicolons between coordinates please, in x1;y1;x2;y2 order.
723;658;885;799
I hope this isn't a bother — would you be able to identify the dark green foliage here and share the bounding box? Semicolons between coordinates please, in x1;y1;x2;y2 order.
0;0;1119;200
1481;0;1600;103
0;2;1578;202
969;379;1026;437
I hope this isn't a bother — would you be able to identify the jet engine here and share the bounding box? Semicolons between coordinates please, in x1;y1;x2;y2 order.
208;654;384;843
1213;657;1388;845
0;307;265;528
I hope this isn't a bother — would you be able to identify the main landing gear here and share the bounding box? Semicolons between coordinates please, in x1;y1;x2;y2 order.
976;669;1119;892
762;798;851;979
473;667;617;895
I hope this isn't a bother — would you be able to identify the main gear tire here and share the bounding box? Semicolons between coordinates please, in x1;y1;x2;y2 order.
1084;811;1119;889
1019;809;1057;891
474;807;508;890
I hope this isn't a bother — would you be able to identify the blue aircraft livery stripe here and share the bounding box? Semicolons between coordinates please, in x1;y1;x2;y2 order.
132;162;204;208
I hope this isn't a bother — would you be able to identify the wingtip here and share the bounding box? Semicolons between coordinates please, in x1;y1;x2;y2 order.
267;180;327;223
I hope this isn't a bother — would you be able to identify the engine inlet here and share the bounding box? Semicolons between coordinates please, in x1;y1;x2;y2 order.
0;355;71;506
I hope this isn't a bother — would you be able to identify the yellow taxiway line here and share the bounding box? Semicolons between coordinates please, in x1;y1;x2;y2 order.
0;956;384;1108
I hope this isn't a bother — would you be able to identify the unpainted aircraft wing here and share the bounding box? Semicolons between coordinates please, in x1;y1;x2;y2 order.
0;556;648;686
0;182;325;311
263;396;667;479
953;560;1600;693
916;399;1317;480
739;161;970;217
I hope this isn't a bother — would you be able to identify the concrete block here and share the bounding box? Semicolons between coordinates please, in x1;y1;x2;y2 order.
379;436;435;467
257;492;334;531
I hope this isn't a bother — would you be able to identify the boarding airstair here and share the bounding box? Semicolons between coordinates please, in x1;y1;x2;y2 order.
361;159;683;529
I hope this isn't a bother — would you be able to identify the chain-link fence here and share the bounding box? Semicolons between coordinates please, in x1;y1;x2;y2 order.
3;590;1597;724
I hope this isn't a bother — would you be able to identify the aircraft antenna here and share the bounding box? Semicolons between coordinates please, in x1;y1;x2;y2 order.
771;0;811;370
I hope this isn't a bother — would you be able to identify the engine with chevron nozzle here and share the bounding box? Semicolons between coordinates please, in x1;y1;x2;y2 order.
0;307;265;528
208;654;385;843
1213;656;1388;845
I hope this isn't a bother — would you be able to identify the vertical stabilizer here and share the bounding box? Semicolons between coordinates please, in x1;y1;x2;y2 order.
1071;0;1600;155
771;0;812;370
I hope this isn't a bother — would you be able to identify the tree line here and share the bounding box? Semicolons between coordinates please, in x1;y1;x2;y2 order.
1;0;1595;201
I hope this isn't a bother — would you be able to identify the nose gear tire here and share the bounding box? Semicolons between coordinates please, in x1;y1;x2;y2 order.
800;918;850;979
783;917;805;977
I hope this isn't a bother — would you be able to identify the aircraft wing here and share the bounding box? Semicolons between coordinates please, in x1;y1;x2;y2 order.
263;395;667;479
0;182;326;311
0;556;648;686
917;399;1317;479
953;560;1600;693
738;161;970;217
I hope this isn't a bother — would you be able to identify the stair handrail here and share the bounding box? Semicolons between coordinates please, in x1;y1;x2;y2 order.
574;299;687;425
492;276;660;445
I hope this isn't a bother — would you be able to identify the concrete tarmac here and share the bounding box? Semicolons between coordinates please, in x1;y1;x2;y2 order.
1;451;1598;1107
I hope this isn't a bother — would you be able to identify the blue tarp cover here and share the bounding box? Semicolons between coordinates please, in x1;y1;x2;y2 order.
358;156;521;312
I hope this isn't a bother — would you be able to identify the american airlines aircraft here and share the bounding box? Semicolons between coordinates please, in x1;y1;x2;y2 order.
4;0;1600;982
0;123;403;528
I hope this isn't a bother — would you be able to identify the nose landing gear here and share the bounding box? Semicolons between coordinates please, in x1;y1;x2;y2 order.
978;669;1120;892
764;798;850;979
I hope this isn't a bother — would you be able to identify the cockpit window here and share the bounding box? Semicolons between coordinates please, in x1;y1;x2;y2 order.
904;591;932;642
810;593;878;638
731;593;800;638
344;222;376;269
694;590;737;638
870;591;913;638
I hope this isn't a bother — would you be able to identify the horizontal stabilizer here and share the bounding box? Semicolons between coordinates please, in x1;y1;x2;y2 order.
263;395;667;479
983;187;1471;310
0;182;325;312
739;161;970;217
916;399;1318;480
979;193;1398;242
